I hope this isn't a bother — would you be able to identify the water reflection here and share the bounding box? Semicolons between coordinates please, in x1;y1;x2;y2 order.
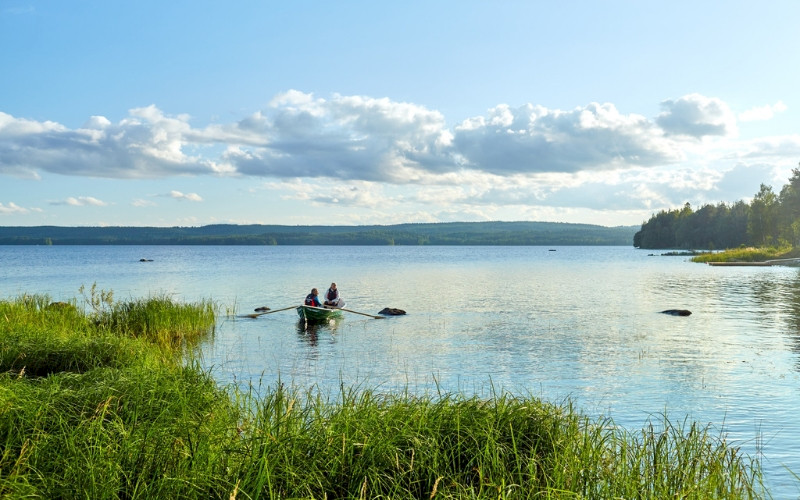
781;274;800;366
295;317;341;348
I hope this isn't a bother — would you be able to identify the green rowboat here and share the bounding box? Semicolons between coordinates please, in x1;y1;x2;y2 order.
296;305;344;322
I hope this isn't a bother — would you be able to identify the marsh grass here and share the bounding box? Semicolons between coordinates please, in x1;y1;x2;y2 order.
227;384;764;499
0;294;150;377
0;293;771;498
1;293;234;498
691;245;798;263
0;365;238;498
98;295;216;349
79;283;217;349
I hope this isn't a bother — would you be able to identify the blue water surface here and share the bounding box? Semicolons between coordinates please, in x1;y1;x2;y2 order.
2;245;799;497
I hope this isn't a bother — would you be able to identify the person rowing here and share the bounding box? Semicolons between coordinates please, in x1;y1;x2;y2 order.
304;288;322;307
323;282;344;308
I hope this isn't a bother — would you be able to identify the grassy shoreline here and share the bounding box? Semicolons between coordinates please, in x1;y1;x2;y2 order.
690;245;800;263
1;293;769;498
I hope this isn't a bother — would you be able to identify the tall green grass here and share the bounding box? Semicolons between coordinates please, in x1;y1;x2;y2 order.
0;293;232;498
227;384;764;499
0;293;772;498
691;245;797;263
98;295;216;349
0;294;149;377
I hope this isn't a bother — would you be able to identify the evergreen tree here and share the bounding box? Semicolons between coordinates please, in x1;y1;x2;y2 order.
778;166;800;245
748;184;778;246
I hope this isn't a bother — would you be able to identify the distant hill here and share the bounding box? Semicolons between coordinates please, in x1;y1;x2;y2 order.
0;222;638;246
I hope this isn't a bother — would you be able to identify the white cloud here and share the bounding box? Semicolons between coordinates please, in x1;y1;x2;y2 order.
0;201;30;214
262;179;392;209
735;134;800;163
738;101;787;122
167;190;203;202
50;196;108;207
0;107;219;179
453;102;683;174
225;91;457;182
132;198;157;207
656;94;737;138
715;163;781;201
308;183;387;208
0;92;747;184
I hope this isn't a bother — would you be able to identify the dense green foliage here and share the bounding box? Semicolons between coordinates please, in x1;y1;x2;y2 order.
0;221;637;246
635;166;800;249
0;294;770;498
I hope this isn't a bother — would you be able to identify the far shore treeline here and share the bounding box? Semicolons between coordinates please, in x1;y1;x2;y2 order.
635;165;800;250
0;221;637;246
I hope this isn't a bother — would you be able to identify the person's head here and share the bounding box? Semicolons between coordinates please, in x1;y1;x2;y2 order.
311;288;318;296
330;283;336;289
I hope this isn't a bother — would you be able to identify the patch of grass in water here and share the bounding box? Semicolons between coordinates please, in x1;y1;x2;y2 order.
98;295;216;349
691;245;798;263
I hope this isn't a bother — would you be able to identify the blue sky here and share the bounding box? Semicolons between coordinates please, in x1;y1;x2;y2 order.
2;1;799;227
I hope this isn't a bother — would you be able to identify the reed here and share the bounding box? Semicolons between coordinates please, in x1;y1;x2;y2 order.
97;295;217;349
0;294;235;498
0;293;773;498
228;383;765;499
78;283;217;349
0;365;240;498
691;245;797;263
0;294;150;377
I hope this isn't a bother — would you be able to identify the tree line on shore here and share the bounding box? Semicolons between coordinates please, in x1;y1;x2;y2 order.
0;221;637;246
634;165;800;250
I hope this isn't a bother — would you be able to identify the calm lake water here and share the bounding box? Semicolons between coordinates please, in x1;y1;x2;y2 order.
2;245;799;497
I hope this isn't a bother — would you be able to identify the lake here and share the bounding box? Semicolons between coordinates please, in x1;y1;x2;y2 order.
2;244;799;497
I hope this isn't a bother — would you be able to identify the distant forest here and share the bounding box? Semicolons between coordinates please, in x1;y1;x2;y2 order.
634;165;800;249
0;221;638;246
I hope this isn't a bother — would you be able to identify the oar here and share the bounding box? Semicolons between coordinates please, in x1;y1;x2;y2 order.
338;307;384;319
243;305;296;319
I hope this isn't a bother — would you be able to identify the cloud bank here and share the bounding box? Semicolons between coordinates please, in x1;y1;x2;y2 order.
1;91;798;220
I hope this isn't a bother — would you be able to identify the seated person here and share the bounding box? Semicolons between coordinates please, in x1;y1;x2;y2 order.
323;282;342;307
304;288;322;307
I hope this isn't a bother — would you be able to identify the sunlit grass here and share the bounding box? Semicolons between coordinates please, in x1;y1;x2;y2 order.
0;293;230;498
0;365;238;498
0;294;150;377
227;383;764;499
691;245;798;263
98;295;216;349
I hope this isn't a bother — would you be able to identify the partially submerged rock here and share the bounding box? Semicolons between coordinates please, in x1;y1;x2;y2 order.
660;309;692;316
379;307;406;316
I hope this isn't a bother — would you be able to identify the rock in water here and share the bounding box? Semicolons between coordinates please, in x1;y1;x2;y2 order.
660;309;691;316
379;307;406;316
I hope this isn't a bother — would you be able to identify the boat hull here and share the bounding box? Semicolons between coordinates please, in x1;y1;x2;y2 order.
296;305;344;322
